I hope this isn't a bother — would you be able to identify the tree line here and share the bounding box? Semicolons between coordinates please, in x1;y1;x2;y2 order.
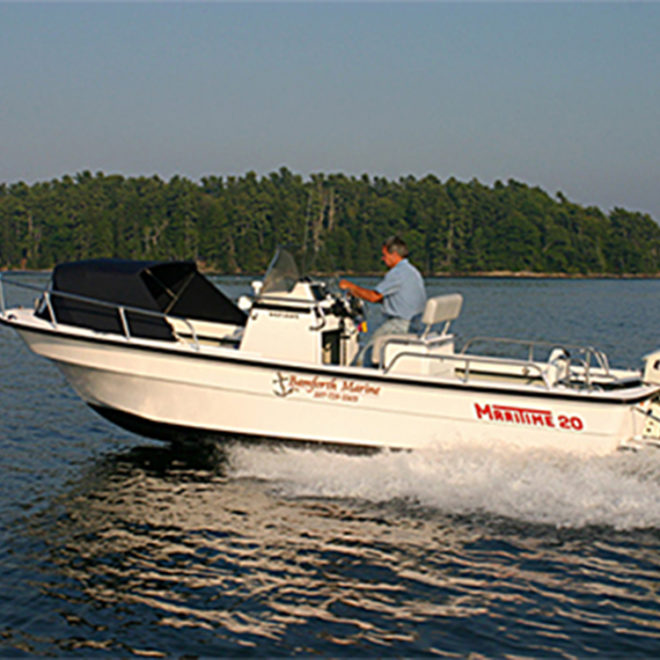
1;168;659;275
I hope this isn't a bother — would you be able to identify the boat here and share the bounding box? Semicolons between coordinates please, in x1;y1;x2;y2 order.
2;247;660;455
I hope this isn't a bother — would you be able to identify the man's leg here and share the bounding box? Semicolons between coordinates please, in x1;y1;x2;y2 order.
355;317;410;367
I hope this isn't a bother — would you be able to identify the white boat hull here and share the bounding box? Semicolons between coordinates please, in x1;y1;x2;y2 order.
14;321;654;456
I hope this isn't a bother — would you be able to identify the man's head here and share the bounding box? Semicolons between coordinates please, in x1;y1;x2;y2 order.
381;236;408;268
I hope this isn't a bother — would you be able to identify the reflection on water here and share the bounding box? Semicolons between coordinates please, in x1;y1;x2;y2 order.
8;440;660;656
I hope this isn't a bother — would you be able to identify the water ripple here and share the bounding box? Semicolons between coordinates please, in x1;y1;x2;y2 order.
0;442;654;656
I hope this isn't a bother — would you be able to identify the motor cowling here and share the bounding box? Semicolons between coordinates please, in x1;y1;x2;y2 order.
643;350;660;385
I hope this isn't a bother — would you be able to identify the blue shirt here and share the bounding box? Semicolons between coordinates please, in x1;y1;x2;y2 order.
375;258;427;320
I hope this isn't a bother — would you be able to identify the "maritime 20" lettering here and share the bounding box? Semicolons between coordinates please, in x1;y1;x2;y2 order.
474;403;584;431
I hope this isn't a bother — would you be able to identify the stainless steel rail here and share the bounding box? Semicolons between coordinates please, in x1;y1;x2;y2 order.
460;336;612;384
460;335;609;368
0;272;201;349
383;349;552;388
377;331;617;390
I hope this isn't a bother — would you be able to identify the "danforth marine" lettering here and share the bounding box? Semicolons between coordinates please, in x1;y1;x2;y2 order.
272;371;381;401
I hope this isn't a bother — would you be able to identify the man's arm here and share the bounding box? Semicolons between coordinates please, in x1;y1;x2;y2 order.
339;279;383;303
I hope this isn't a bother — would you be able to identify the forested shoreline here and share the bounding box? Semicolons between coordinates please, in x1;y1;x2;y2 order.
1;168;659;276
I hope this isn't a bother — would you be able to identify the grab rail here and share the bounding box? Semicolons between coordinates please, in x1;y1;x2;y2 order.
459;336;612;383
383;350;552;388
0;272;201;349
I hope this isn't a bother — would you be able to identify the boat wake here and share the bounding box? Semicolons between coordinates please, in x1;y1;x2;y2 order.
226;440;660;531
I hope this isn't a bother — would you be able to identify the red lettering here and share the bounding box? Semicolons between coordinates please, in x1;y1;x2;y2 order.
557;415;583;431
475;403;493;420
475;402;582;432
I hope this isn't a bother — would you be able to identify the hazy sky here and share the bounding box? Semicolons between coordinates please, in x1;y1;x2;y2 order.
2;2;659;220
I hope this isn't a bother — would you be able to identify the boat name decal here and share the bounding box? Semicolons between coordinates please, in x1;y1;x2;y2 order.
273;372;381;402
268;311;300;319
474;403;584;431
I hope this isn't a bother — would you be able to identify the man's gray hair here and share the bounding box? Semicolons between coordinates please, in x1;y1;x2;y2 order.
383;235;409;258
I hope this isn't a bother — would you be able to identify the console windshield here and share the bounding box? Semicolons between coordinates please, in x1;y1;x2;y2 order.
260;247;300;295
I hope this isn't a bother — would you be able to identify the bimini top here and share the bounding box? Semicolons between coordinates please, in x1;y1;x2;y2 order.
36;258;247;340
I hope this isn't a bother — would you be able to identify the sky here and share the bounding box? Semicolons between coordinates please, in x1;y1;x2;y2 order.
1;2;659;221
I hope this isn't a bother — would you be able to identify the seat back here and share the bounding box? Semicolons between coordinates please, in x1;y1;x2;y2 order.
421;293;463;337
371;293;463;368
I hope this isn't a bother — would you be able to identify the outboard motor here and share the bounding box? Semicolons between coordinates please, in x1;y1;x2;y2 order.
643;350;660;385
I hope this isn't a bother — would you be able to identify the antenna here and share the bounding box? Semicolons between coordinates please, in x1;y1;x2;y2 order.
301;188;312;276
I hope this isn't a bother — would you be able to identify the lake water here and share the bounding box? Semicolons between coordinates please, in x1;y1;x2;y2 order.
2;276;660;657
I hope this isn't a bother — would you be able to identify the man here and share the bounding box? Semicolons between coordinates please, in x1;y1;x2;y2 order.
339;235;427;366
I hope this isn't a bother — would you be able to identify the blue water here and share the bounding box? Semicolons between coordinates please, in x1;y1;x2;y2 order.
2;276;660;657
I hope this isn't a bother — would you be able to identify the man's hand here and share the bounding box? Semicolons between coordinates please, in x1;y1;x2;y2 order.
337;279;383;304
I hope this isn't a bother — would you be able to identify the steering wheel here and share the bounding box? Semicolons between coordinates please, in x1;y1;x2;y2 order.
326;276;365;318
345;291;365;316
